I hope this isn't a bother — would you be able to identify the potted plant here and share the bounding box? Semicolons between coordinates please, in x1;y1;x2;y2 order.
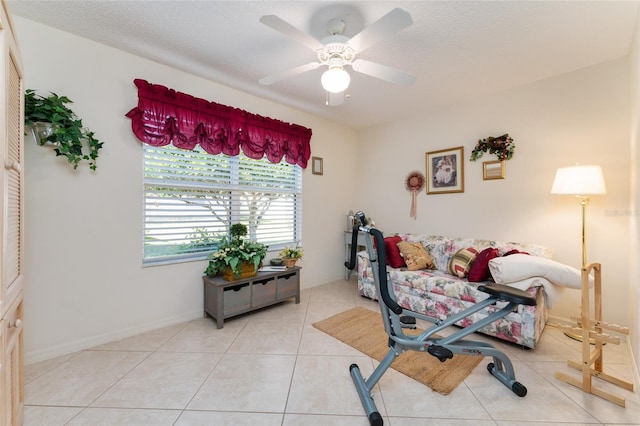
279;243;303;268
205;223;268;281
24;89;104;170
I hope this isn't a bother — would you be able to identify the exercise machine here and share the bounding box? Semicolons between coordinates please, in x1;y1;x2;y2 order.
345;212;536;426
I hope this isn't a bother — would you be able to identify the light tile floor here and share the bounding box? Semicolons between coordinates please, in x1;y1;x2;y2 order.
24;279;640;425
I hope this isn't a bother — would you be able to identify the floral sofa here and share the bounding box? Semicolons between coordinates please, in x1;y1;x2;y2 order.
357;234;558;349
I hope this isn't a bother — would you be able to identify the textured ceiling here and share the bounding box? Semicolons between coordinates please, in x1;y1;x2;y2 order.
7;1;639;129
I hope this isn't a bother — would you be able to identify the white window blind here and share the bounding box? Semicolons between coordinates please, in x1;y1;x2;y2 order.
143;144;302;265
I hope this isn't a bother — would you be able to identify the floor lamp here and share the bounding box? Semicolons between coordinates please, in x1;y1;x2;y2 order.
550;165;606;342
551;165;606;268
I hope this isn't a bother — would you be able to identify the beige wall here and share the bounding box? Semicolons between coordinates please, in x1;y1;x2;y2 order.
16;14;637;373
629;7;640;379
15;17;358;363
356;58;631;328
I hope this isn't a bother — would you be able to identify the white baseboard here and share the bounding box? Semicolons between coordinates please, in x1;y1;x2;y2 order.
300;275;347;289
25;309;203;365
547;314;576;327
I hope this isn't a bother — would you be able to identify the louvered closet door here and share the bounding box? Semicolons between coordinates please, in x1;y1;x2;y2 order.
5;50;25;426
3;48;24;304
0;2;25;423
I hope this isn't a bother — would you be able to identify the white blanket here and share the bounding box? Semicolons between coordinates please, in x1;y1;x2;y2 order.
489;254;587;288
500;276;563;308
488;254;593;308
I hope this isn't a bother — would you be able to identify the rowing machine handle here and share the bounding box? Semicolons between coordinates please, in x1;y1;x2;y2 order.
345;211;403;315
368;227;403;314
344;212;366;270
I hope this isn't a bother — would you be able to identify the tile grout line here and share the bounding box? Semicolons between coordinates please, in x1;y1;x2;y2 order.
173;315;252;424
280;285;314;425
77;318;191;414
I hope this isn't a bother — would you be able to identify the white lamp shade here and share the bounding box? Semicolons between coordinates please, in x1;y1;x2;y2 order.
551;165;606;196
321;67;351;93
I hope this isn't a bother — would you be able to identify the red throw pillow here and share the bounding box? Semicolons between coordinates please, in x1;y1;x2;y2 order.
503;249;529;257
383;236;405;268
467;247;499;282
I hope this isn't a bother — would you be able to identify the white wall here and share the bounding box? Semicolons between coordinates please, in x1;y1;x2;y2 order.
356;59;631;327
629;7;640;378
15;17;359;363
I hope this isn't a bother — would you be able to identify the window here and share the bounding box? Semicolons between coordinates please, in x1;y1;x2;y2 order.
143;144;302;265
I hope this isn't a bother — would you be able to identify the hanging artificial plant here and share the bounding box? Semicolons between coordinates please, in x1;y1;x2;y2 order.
24;89;104;170
469;134;515;162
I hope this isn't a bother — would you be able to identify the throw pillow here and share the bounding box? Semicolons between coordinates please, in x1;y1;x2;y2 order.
448;247;479;278
467;247;499;282
396;241;434;271
383;236;405;268
503;249;529;256
488;253;590;289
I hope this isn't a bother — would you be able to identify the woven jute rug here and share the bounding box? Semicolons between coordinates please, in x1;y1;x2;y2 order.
313;306;482;395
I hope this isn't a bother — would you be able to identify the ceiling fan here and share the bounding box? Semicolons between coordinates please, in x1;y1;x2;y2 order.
259;8;416;106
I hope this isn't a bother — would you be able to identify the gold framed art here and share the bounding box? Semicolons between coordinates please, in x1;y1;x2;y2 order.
312;156;323;175
483;160;505;180
425;146;464;194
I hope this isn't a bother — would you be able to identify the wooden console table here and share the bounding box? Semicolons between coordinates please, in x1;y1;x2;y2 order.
203;266;301;329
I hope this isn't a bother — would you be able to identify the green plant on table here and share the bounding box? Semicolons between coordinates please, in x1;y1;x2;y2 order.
205;223;268;277
279;243;303;260
24;89;104;170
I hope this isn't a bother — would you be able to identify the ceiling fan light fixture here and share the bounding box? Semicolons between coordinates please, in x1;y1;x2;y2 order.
321;67;350;93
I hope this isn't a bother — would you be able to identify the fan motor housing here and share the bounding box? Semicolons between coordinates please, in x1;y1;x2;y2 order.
317;35;355;64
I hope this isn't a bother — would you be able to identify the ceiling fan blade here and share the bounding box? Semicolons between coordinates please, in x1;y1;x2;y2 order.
326;91;344;106
348;8;412;53
352;59;416;87
259;62;322;85
260;15;324;51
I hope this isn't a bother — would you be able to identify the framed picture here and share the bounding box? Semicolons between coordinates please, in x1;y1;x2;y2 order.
483;160;505;180
312;156;323;175
425;146;464;194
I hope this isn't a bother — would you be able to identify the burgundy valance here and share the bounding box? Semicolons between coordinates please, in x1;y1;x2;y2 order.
125;79;312;168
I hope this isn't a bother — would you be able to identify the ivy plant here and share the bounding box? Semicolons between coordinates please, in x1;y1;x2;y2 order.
24;89;104;170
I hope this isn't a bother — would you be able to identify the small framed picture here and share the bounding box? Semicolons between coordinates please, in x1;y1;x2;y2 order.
426;146;464;194
483;160;505;180
312;156;323;175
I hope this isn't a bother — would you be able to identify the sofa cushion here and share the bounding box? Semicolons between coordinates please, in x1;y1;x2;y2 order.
448;247;478;278
397;241;434;271
488;253;587;288
418;235;451;271
467;247;499;282
382;236;405;268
